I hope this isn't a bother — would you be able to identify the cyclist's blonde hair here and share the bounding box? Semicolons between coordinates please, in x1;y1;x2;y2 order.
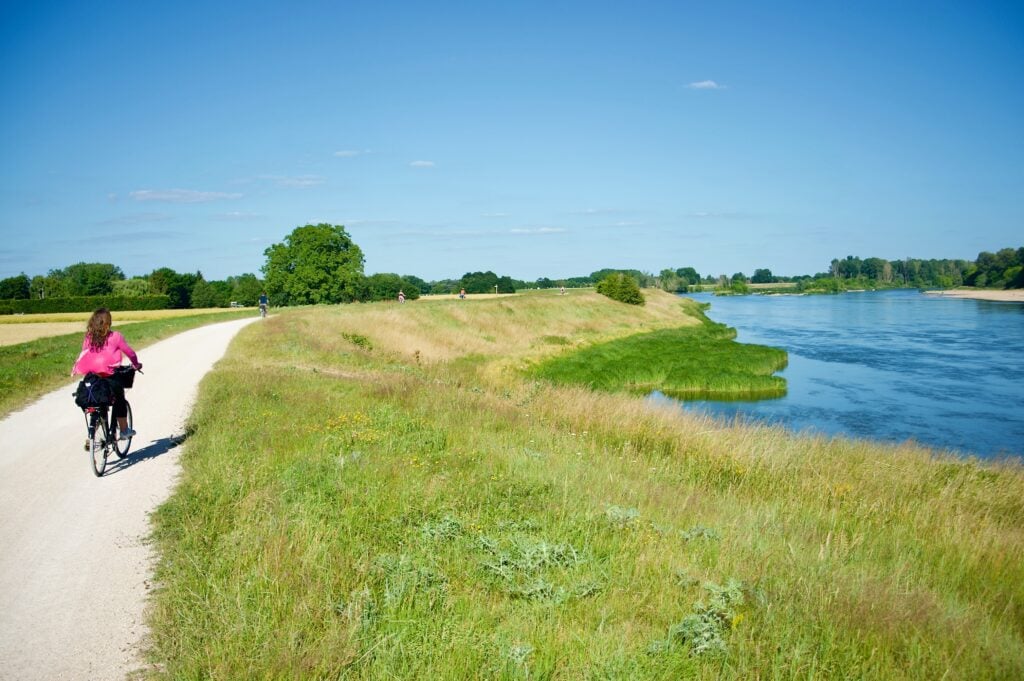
86;308;112;350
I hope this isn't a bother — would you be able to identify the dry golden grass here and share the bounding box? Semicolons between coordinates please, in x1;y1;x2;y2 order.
0;308;235;346
312;289;698;368
0;307;237;324
0;322;125;346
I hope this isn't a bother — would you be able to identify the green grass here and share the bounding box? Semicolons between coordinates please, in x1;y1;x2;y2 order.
0;308;255;413
530;307;787;400
145;292;1024;679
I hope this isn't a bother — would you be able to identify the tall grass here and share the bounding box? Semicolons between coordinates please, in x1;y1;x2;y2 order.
0;309;254;412
146;291;1024;679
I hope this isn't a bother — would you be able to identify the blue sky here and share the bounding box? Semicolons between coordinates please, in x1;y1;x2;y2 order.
1;0;1021;282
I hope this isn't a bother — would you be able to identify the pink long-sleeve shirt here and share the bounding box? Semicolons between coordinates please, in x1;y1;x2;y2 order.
72;331;139;376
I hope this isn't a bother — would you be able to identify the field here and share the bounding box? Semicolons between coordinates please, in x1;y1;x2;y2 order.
0;307;245;346
145;290;1024;679
0;308;256;412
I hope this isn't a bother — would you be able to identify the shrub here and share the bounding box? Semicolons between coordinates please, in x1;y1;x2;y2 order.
0;295;171;314
596;273;644;305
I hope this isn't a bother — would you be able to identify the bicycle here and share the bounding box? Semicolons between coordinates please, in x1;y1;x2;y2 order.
78;366;137;477
260;303;267;319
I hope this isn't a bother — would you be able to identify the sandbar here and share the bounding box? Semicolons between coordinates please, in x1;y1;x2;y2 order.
924;289;1024;302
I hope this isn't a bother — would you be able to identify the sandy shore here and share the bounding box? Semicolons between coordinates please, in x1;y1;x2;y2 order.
924;289;1024;302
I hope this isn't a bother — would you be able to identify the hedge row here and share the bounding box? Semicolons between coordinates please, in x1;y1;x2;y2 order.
0;295;171;315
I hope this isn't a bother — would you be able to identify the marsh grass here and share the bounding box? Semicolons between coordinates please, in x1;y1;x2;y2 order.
530;312;788;399
0;309;254;412
146;291;1024;679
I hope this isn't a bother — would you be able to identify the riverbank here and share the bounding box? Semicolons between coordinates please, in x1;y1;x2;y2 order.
924;288;1024;302
146;291;1024;678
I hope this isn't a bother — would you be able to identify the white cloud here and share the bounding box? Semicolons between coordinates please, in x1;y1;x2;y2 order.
260;174;326;187
215;211;262;221
509;227;567;235
395;227;488;238
130;189;243;203
688;211;747;219
344;218;400;226
572;207;624;216
108;229;185;240
688;80;726;90
94;212;174;226
410;160;436;168
334;149;371;157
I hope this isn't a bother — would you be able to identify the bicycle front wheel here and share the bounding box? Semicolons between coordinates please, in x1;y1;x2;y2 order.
90;412;108;477
113;401;133;459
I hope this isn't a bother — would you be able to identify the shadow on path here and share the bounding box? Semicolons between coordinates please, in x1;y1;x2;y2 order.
102;433;189;477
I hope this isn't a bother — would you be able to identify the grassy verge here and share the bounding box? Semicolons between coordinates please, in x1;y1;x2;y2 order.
531;302;787;399
0;309;255;413
147;291;1024;679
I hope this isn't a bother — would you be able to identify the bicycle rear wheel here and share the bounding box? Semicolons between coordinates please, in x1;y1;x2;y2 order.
90;412;108;477
113;401;133;459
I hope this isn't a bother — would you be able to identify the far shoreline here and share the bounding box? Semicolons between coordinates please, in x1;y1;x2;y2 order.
924;288;1024;302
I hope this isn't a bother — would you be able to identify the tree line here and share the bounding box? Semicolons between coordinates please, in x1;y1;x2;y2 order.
2;223;1020;311
0;264;266;309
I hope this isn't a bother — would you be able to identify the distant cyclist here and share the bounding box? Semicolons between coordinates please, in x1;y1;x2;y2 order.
258;292;269;318
72;308;141;441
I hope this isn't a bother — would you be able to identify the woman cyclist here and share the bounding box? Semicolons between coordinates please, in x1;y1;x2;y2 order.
72;308;142;442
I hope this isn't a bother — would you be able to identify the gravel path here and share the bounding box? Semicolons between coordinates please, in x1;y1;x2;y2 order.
0;317;258;680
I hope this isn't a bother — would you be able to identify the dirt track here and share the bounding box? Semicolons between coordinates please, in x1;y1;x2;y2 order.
0;317;258;680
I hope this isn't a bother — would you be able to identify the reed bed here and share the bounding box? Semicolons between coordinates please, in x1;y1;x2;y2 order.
531;314;787;399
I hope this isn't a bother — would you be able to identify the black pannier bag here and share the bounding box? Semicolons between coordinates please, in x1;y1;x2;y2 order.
74;373;115;408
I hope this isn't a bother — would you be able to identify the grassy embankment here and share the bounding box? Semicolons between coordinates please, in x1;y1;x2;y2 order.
148;289;1024;679
0;308;255;413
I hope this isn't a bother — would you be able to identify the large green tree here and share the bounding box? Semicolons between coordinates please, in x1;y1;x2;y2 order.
658;268;684;292
365;273;421;301
147;267;198;308
112;277;152;297
49;262;124;296
227;273;264;306
263;224;365;305
0;274;30;299
459;271;516;294
675;267;701;286
190;275;233;308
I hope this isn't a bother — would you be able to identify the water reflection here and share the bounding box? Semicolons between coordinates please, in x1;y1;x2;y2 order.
656;290;1024;459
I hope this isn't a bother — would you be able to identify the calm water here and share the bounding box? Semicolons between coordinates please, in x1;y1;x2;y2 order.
656;290;1024;459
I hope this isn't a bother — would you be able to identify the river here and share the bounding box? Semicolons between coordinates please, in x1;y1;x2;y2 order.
655;289;1024;459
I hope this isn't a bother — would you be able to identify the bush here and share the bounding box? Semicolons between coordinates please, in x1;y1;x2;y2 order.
1005;265;1023;289
0;295;170;314
364;273;422;302
596;273;644;305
